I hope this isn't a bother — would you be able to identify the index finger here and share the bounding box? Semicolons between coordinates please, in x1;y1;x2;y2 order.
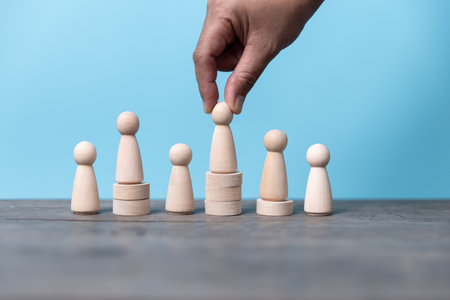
193;20;235;113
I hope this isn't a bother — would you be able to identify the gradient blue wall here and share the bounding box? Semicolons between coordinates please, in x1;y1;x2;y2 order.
0;0;449;199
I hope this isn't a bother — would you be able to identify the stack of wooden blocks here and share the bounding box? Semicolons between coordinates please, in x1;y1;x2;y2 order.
113;182;150;216
205;171;242;216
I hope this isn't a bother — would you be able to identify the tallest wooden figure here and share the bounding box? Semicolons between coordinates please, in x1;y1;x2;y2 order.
205;102;242;216
116;111;144;183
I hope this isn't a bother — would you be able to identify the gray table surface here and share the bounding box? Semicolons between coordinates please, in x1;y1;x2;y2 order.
1;199;449;300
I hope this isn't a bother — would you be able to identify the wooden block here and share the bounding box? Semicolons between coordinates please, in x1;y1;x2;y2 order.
205;200;241;216
113;198;150;216
256;198;293;216
113;182;149;200
205;186;241;202
205;171;242;187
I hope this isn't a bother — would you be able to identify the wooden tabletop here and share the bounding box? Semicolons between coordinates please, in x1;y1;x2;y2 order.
1;200;449;300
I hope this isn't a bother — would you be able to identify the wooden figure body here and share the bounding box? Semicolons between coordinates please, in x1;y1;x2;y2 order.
166;143;194;214
304;144;333;216
71;141;100;214
209;102;237;174
116;111;144;184
259;130;288;201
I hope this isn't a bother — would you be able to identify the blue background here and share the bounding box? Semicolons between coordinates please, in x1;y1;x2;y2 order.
0;0;449;200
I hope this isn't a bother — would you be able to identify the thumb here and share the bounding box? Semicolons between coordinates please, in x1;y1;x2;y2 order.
224;42;274;114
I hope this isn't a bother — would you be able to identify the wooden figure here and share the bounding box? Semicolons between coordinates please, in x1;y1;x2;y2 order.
209;102;237;174
259;130;288;201
304;144;333;216
165;143;194;215
257;130;293;216
116;111;144;184
71;141;100;215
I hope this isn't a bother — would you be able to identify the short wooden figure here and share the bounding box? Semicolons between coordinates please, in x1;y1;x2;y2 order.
304;144;333;216
71;141;100;215
259;129;288;201
257;130;293;216
116;111;144;184
165;143;194;214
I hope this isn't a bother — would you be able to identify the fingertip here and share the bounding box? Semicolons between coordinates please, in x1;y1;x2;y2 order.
203;101;209;114
199;81;219;114
224;74;245;114
203;100;216;114
234;95;244;114
224;97;243;114
204;94;219;114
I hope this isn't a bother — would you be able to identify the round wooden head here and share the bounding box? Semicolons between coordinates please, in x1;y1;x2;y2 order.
73;141;97;165
117;111;140;135
211;102;233;125
307;144;330;167
169;143;192;166
264;129;288;152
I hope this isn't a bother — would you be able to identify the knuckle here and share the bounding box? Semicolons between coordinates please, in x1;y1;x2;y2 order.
192;49;201;63
236;70;258;88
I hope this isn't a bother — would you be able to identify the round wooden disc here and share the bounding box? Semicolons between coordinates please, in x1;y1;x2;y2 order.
205;171;242;187
113;198;150;216
113;182;150;200
204;200;241;216
205;185;241;202
256;198;293;216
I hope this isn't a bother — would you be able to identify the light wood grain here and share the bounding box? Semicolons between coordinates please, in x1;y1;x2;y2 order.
205;186;241;202
115;111;144;184
112;198;150;216
256;198;293;216
204;200;242;216
304;144;333;215
205;171;242;187
209;102;237;173
166;144;194;214
71;141;99;214
259;130;288;201
112;182;150;200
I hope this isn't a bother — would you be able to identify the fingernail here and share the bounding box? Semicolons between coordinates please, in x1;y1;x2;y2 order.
203;101;209;114
234;95;244;113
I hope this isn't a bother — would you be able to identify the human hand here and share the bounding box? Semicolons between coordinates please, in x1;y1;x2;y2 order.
193;0;323;114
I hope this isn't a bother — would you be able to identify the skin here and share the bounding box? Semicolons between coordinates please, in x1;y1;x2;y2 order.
193;0;324;114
